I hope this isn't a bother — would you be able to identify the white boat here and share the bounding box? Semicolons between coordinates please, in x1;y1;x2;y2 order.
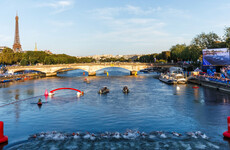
159;73;176;84
159;67;187;84
172;73;187;84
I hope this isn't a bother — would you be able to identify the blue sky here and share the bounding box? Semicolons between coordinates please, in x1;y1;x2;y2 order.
0;0;230;56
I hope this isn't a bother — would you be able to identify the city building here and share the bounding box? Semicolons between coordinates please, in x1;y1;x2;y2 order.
44;50;52;54
0;46;10;53
76;54;142;61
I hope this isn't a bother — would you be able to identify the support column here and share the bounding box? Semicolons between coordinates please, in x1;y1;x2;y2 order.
45;72;57;77
130;71;137;76
88;71;96;76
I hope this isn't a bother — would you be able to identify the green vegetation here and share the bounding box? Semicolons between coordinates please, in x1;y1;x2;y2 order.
137;27;230;63
0;48;22;65
0;50;96;65
0;49;131;65
99;57;130;62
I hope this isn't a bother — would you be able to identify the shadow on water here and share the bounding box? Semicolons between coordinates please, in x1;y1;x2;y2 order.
0;142;8;150
96;67;130;76
203;87;230;105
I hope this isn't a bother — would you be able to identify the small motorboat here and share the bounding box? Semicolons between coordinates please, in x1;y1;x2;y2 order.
122;86;129;93
98;86;109;94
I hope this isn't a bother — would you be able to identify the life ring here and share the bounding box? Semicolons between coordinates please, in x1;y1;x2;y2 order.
0;136;8;144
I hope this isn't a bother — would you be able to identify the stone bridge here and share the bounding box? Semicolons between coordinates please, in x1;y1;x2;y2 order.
6;63;176;76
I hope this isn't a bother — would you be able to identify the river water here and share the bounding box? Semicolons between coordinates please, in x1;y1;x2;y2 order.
0;68;230;149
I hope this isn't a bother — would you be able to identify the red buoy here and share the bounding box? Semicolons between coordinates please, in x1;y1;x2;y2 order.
193;86;199;89
37;102;42;105
44;89;49;96
223;117;230;138
0;121;8;144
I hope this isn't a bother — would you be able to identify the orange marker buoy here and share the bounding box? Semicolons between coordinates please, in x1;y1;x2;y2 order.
0;121;8;144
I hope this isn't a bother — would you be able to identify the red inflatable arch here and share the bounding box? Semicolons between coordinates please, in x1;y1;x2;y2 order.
50;88;82;94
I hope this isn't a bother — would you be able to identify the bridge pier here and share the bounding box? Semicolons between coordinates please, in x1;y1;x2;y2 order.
45;72;57;77
130;71;138;76
88;71;96;76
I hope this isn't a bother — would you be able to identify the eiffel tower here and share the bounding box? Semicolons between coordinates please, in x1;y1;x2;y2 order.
13;13;22;52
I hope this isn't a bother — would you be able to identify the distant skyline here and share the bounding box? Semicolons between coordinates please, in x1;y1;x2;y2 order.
0;0;230;56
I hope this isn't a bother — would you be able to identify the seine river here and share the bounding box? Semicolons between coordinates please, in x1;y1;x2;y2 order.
1;68;230;149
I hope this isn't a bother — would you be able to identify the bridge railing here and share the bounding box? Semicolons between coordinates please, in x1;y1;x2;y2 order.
6;62;178;69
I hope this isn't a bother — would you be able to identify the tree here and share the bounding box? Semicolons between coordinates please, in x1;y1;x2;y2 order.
226;38;230;48
224;27;230;40
2;47;14;53
0;48;16;65
20;58;29;66
170;44;186;62
192;32;220;49
44;56;54;65
161;51;171;62
187;45;202;61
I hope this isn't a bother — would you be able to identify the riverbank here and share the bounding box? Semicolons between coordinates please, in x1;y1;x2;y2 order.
188;76;230;93
0;73;45;83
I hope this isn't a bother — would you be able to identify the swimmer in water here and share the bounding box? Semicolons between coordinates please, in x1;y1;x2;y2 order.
37;99;42;105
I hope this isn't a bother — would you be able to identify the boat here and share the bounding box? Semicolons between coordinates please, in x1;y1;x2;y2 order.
140;69;150;73
122;86;130;93
98;86;110;94
159;73;176;84
172;73;187;84
159;67;187;84
1;79;13;83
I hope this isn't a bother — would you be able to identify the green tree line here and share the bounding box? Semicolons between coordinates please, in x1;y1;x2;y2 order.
137;27;230;63
0;48;131;65
0;49;96;65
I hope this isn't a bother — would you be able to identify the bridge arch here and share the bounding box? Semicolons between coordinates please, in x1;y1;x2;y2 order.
95;67;131;76
95;66;132;72
54;68;88;74
54;67;88;73
13;69;46;75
